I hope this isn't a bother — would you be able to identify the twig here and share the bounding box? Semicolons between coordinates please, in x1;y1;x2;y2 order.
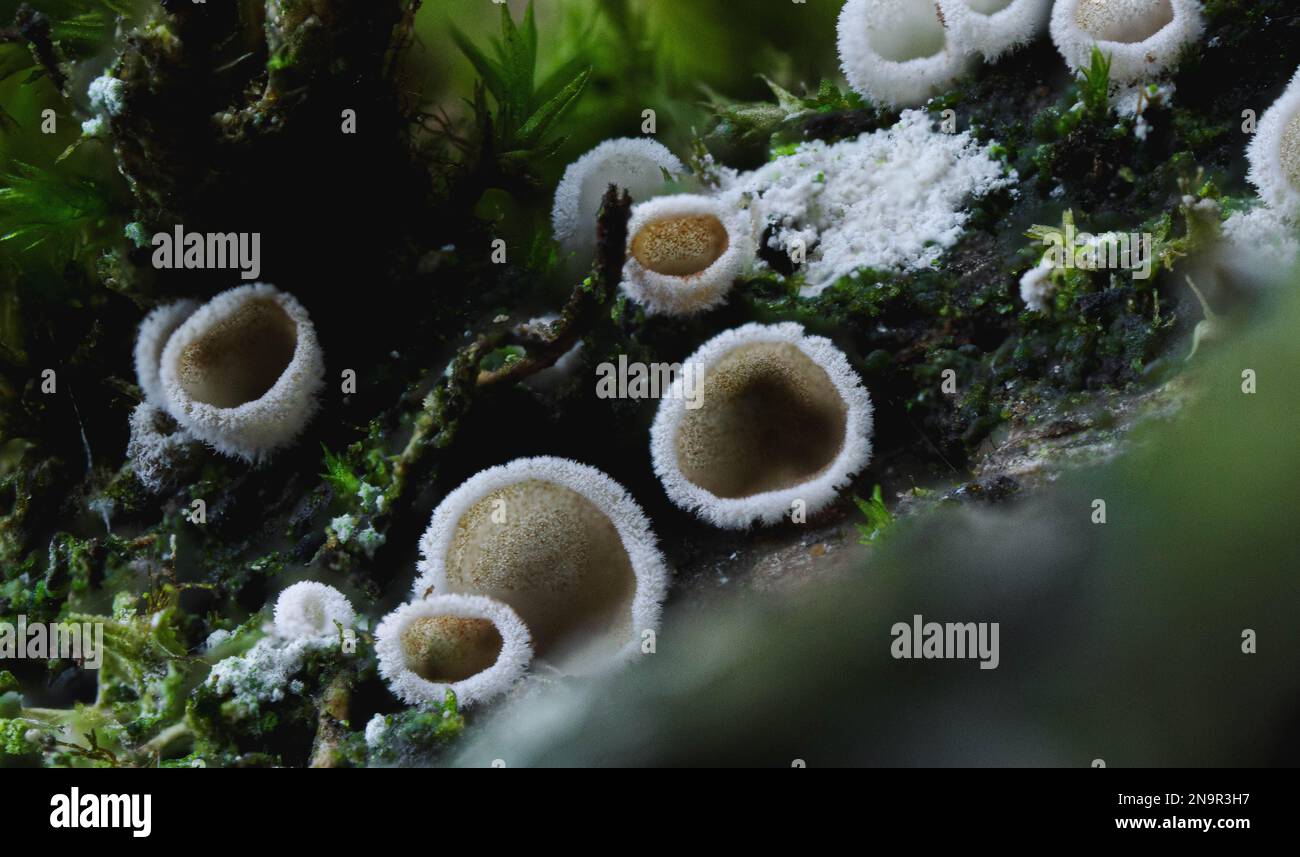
308;671;353;768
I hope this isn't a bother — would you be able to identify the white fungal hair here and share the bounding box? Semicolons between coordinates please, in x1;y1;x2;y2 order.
375;594;532;708
1049;0;1204;84
837;0;975;108
651;322;874;529
133;299;199;408
413;457;669;675
1218;204;1300;289
552;137;685;264
159;283;325;464
620;194;752;316
1247;67;1300;221
125;402;197;493
938;0;1052;61
272;581;356;641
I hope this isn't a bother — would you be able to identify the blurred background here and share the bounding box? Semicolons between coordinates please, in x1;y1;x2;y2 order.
451;285;1300;767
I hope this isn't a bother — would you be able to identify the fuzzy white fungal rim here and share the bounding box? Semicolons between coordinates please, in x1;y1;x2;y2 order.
134;299;199;408
552;137;685;263
1049;0;1204;84
1247;68;1300;220
837;0;974;108
620;194;751;316
272;581;355;641
159;283;325;464
651;323;874;530
413;456;668;675
375;595;532;708
938;0;1052;61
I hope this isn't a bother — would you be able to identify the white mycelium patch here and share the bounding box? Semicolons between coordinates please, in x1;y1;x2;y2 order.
1019;258;1058;312
651;323;874;529
159;283;325;464
1050;0;1204;85
413;457;668;675
207;636;323;711
718;110;1015;296
837;0;975;108
375;594;532;708
1247;68;1300;221
133;299;199;408
938;0;1053;61
272;581;355;642
552;138;685;263
621;194;752;316
87;73;125;117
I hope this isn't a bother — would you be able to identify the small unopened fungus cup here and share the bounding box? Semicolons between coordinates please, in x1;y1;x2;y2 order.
272;581;356;642
413;457;668;675
1049;0;1204;84
376;595;532;708
837;0;974;108
159;283;325;463
552;137;685;264
621;195;750;316
651;323;874;529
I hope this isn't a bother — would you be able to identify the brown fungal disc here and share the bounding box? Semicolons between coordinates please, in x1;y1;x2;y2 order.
445;481;637;660
178;298;297;408
401;616;504;684
630;215;730;278
676;342;849;499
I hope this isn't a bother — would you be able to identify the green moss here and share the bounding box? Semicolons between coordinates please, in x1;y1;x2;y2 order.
367;692;466;766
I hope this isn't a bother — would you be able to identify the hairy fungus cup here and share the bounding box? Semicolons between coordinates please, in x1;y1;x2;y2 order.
837;0;974;108
1248;68;1300;220
413;457;668;675
652;323;875;529
938;0;1052;61
134;299;200;408
1050;0;1204;84
552;137;685;264
376;595;532;707
159;283;325;463
621;195;750;316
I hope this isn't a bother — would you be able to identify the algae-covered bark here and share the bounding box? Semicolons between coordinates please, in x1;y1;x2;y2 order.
0;1;1296;767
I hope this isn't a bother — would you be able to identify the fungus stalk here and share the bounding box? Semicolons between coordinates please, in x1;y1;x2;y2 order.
651;323;874;529
413;457;668;675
